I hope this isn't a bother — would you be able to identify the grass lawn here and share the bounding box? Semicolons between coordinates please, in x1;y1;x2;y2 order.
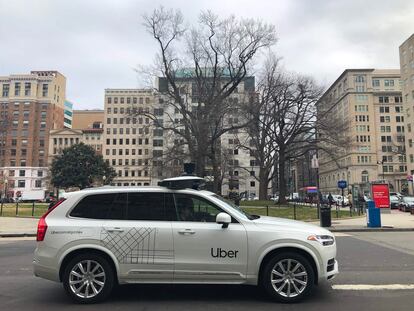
0;203;359;221
242;206;359;221
239;200;277;207
0;203;48;217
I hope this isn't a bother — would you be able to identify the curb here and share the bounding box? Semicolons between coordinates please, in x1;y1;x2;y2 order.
329;227;414;232
0;233;36;238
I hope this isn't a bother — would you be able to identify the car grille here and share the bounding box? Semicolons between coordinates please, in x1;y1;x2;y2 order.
327;258;335;272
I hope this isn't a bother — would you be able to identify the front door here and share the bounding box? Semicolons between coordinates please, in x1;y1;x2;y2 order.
171;193;248;283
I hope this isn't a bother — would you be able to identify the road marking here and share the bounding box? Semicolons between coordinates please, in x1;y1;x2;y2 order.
332;284;414;290
333;233;352;237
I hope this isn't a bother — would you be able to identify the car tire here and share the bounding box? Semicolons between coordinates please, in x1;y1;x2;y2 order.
62;253;115;304
261;252;315;303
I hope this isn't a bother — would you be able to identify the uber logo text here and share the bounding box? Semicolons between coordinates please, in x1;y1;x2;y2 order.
211;248;239;258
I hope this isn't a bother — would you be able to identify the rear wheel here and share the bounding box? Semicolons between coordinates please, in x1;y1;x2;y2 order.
63;253;115;304
261;252;315;303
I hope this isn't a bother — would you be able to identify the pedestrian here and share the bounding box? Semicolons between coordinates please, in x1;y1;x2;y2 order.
347;192;353;210
328;192;334;207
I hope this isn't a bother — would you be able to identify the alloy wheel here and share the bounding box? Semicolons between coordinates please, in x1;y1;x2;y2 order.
270;258;308;298
69;260;106;299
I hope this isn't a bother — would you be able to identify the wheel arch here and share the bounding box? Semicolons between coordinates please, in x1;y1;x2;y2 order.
258;245;320;285
58;245;119;282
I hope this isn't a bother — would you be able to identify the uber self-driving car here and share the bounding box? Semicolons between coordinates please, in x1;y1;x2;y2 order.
33;178;338;303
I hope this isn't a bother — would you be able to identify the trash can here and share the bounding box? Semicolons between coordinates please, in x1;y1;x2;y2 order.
320;205;332;227
366;200;381;228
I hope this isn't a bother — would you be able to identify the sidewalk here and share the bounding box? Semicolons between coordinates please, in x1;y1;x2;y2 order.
0;217;38;237
0;211;414;237
310;210;414;232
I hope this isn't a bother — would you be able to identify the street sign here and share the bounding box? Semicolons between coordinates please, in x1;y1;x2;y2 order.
371;183;390;209
337;180;347;189
408;175;413;181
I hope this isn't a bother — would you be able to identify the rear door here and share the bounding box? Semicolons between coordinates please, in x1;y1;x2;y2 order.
100;192;174;282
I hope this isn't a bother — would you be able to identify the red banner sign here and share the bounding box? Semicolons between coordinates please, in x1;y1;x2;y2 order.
371;184;390;209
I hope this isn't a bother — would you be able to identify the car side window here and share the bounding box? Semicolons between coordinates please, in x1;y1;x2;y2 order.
127;192;165;221
70;193;127;219
174;194;225;222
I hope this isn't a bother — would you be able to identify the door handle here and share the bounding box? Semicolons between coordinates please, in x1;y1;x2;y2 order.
178;229;196;235
105;227;124;233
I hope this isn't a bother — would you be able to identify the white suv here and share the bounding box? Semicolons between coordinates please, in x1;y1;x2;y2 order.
33;186;338;303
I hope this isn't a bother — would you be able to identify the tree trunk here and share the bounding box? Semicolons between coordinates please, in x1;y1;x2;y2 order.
258;167;269;200
278;148;287;204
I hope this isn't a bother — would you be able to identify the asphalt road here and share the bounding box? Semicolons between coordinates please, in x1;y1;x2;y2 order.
1;233;414;311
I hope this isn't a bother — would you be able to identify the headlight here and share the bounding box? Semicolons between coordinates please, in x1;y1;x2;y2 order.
307;235;335;246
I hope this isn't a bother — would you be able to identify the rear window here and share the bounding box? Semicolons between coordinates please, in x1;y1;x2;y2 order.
127;192;165;220
70;193;127;219
70;192;177;221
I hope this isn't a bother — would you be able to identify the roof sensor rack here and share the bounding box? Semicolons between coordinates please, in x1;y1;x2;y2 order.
158;176;206;190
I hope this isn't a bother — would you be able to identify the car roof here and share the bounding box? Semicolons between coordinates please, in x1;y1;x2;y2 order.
63;186;208;197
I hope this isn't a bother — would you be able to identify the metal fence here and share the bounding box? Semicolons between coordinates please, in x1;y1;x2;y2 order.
0;202;48;217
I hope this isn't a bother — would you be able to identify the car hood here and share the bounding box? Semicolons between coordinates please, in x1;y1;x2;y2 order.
252;216;332;235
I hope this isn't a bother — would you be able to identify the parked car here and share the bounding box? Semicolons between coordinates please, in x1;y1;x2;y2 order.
332;195;349;206
34;180;338;303
400;196;414;212
390;195;401;209
270;195;279;202
390;192;403;199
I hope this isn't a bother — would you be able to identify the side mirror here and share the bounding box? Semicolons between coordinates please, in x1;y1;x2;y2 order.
216;212;231;228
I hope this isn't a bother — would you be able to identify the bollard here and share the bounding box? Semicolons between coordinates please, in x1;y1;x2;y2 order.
293;203;297;220
0;201;3;216
336;205;339;218
16;201;19;216
266;205;269;216
32;202;35;217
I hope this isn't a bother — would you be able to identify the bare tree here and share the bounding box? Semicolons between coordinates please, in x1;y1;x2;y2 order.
240;56;350;201
140;7;277;193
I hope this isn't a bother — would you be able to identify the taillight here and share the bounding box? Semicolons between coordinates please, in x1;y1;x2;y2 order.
36;198;66;242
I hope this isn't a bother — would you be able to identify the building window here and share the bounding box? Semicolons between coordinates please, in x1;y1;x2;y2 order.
379;96;389;103
35;180;42;188
2;84;9;97
361;170;369;183
42;84;48;97
15;82;21;96
372;79;380;87
24;82;31;96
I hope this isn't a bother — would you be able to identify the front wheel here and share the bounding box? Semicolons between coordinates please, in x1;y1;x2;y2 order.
62;253;115;304
261;252;315;303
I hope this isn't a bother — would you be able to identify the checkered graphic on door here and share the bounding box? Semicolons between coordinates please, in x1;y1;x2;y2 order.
100;227;171;264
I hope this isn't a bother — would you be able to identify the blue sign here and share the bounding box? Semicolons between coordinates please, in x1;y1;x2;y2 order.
337;180;347;189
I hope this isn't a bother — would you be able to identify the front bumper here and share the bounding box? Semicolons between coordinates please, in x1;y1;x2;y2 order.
324;259;339;281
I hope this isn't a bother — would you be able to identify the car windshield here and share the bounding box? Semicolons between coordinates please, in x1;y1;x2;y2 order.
403;197;414;203
211;194;259;220
390;196;399;202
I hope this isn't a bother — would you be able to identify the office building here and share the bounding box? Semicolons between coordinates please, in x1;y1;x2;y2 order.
0;71;66;199
72;109;104;129
399;34;414;192
318;69;407;195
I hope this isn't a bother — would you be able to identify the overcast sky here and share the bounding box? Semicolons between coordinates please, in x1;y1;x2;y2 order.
0;0;413;110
